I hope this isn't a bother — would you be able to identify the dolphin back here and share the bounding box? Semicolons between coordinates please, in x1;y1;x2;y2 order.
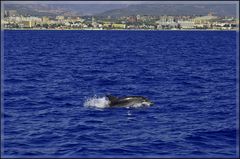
106;95;153;107
106;95;118;102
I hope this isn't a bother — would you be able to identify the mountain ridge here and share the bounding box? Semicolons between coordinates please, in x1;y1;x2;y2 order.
4;4;236;17
97;4;236;17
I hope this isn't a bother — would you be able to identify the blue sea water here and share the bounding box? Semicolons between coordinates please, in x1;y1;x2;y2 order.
2;30;238;158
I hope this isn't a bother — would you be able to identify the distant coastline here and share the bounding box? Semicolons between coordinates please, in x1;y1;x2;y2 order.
2;28;238;31
3;3;238;32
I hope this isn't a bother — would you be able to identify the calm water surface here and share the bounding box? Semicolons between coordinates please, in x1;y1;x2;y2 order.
3;30;238;157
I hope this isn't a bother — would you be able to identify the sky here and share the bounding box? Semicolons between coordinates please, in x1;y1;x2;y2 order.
3;1;238;4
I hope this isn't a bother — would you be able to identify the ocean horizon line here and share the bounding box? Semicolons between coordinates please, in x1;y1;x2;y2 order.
2;28;239;31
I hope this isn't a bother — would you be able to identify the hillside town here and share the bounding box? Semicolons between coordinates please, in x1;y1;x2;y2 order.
3;10;238;30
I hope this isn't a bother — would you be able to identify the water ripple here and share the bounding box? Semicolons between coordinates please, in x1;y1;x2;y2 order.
3;30;237;158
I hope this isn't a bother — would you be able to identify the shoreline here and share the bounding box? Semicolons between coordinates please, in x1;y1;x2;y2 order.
2;28;239;31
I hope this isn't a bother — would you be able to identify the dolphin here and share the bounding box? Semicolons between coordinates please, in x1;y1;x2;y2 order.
106;95;154;107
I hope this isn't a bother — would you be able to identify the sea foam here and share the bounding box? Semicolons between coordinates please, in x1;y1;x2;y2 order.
84;96;110;108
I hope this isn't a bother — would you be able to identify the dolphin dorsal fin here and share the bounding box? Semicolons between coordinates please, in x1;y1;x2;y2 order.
106;95;118;102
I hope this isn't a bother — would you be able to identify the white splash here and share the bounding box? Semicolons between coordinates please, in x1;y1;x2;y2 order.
84;96;110;109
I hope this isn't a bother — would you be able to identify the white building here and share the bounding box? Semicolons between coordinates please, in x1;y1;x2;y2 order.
56;16;65;20
156;16;178;29
193;13;218;24
178;20;195;29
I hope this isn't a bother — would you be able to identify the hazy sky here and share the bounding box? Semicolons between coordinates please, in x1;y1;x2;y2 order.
3;1;238;4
